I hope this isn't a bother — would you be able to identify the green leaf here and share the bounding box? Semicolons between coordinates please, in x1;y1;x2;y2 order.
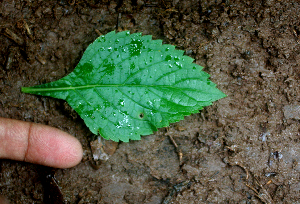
22;31;226;142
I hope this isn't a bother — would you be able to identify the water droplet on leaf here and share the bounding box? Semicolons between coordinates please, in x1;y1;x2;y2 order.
129;39;143;56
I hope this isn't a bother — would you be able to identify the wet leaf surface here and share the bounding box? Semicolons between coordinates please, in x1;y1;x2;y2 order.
22;31;225;142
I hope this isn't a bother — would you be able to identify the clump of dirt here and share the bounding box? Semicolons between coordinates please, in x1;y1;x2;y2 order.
1;0;300;203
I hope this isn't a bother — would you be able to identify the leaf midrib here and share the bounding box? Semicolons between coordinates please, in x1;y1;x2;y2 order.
21;82;202;93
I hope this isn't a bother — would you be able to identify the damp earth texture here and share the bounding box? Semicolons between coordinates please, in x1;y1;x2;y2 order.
1;0;300;203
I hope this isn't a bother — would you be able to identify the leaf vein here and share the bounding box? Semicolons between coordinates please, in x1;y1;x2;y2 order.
72;89;117;127
93;87;139;123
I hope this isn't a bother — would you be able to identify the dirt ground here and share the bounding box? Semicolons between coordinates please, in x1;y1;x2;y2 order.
1;0;300;203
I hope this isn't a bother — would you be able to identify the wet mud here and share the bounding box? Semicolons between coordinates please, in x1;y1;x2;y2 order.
1;0;300;203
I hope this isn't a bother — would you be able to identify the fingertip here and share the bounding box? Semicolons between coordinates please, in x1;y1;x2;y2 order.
25;123;83;168
52;131;83;168
0;118;83;168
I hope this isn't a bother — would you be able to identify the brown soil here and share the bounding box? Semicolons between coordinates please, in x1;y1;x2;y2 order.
1;0;300;203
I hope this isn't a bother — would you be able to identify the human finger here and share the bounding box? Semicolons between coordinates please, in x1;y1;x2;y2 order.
0;117;83;168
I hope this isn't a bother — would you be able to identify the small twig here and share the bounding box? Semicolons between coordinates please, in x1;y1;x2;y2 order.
236;163;249;180
116;13;121;31
23;20;31;36
168;134;183;163
36;54;46;65
23;19;33;40
266;180;272;185
254;178;274;204
245;179;273;204
95;29;102;36
6;47;16;70
200;112;205;121
245;181;272;203
168;134;178;148
165;8;178;12
245;183;260;195
4;28;24;45
229;162;273;203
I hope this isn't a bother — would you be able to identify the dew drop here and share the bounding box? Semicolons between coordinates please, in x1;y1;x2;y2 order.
103;101;110;108
129;39;143;56
176;62;182;68
165;55;172;61
99;35;105;42
147;100;153;107
130;63;135;70
118;99;125;107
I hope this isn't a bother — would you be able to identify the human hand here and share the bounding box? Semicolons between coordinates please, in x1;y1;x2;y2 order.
0;117;83;168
